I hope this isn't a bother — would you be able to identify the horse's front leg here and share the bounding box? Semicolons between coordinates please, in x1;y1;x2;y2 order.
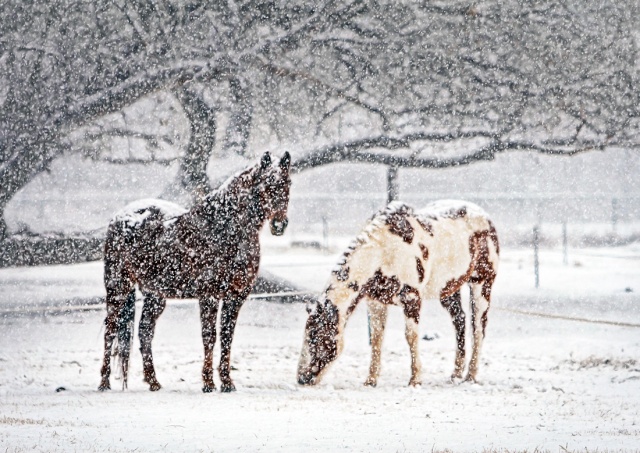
364;300;388;387
218;298;244;393
199;296;220;393
401;286;422;387
139;293;166;391
404;316;422;387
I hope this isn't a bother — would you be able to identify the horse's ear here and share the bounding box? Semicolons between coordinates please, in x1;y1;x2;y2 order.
260;152;272;170
280;151;291;170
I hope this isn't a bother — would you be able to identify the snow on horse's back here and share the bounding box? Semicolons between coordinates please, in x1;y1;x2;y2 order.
298;200;499;387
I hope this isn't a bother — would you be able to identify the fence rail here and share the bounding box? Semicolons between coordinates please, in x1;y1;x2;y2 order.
7;192;640;239
287;192;640;237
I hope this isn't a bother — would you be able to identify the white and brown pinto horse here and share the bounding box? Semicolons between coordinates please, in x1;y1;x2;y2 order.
99;151;291;393
298;200;499;387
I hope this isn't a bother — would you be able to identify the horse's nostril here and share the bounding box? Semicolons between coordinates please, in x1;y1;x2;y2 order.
298;373;313;385
270;217;288;236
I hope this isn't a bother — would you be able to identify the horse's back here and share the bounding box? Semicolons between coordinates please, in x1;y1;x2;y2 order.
417;199;491;227
104;199;188;285
415;200;499;297
417;200;497;255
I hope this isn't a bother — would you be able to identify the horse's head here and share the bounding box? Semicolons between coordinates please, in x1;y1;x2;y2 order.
297;298;342;386
253;151;291;236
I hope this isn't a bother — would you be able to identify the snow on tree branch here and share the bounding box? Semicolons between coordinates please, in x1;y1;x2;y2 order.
290;133;611;174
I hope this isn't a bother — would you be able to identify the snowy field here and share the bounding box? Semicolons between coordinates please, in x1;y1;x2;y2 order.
1;240;639;452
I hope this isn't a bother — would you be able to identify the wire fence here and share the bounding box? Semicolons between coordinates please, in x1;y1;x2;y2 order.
7;192;640;248
286;192;640;247
3;290;639;329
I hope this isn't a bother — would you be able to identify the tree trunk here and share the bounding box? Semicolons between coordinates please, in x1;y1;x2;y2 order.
0;217;7;241
0;132;62;240
171;85;217;201
222;78;253;157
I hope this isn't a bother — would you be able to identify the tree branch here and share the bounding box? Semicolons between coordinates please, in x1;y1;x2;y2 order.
55;60;223;133
83;128;175;146
254;59;389;129
290;133;609;173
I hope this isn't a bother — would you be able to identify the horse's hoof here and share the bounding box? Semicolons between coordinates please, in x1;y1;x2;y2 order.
364;379;377;387
463;375;477;384
202;384;216;393
220;383;236;393
98;380;111;391
148;382;162;391
408;379;422;387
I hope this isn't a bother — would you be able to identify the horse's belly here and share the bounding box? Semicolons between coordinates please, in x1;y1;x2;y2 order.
136;270;199;299
422;232;475;299
130;240;259;299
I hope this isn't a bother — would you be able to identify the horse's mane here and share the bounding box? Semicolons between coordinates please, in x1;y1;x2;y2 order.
333;201;414;273
206;166;255;205
187;165;258;224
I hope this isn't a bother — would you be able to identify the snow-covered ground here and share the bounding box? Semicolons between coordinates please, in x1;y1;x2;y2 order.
1;239;639;452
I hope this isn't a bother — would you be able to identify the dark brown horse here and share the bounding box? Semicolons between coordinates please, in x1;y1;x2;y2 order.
99;151;291;393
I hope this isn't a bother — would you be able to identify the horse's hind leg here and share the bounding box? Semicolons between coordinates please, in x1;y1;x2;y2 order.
99;287;133;391
199;296;220;393
117;291;136;389
139;293;166;391
467;278;494;382
440;289;465;381
364;300;388;387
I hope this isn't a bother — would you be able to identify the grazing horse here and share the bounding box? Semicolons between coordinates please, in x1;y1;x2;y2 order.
99;151;292;393
298;200;499;387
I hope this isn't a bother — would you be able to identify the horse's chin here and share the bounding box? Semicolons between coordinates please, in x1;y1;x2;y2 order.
297;371;319;386
270;217;288;236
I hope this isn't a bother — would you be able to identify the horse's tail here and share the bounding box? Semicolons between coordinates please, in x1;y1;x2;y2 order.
116;290;136;390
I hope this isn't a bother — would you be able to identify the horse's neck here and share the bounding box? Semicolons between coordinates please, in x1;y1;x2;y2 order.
324;280;361;331
185;189;265;236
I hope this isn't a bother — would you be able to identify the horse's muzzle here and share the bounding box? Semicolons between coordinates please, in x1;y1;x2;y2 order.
270;217;288;236
297;372;316;386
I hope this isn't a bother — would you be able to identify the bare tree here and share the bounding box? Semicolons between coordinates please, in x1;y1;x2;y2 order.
0;0;356;236
287;2;640;166
1;0;639;238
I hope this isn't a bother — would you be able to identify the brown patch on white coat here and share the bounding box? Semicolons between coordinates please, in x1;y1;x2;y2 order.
298;200;499;387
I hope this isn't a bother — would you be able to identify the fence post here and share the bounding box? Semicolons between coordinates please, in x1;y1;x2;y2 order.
562;221;568;266
533;225;540;289
387;165;399;204
322;216;329;251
